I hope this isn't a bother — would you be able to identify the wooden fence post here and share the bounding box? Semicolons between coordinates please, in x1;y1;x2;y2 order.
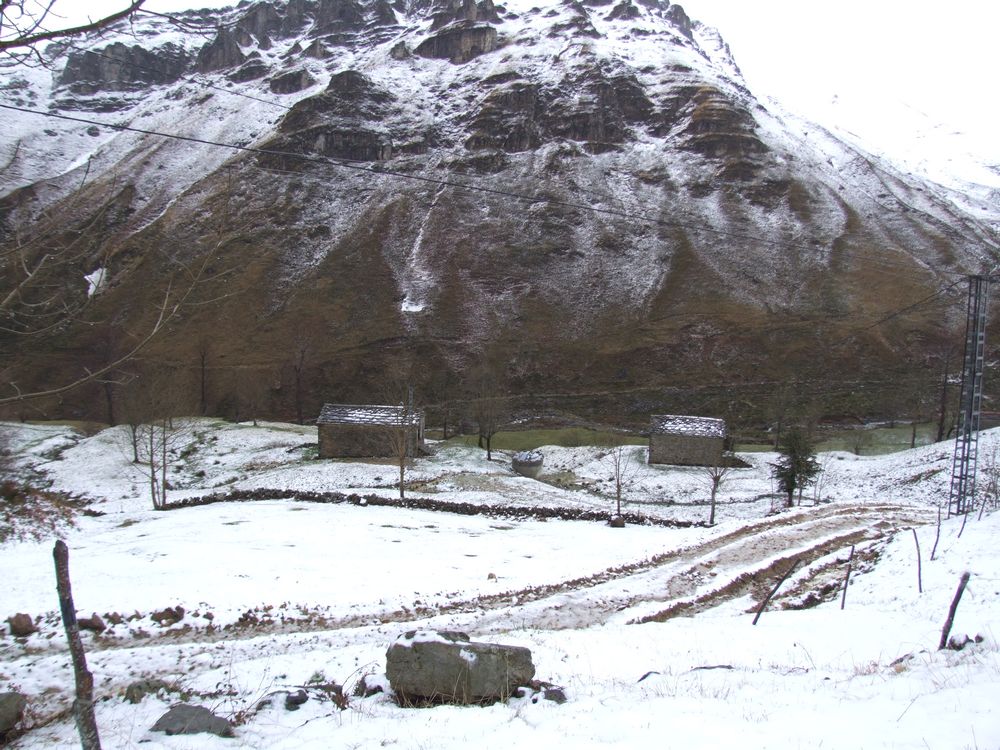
938;571;971;650
53;540;102;750
840;545;855;610
752;559;800;625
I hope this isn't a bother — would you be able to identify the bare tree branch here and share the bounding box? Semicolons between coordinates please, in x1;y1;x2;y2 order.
0;1;145;52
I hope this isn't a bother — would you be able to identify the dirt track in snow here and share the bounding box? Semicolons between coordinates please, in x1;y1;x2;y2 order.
8;500;931;658
459;501;933;631
0;500;936;730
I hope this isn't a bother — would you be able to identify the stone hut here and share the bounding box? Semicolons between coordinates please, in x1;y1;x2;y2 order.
317;404;425;459
648;414;726;466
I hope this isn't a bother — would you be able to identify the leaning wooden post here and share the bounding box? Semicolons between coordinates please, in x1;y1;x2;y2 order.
752;558;800;625
938;571;971;650
840;545;855;610
911;528;923;594
930;504;942;561
53;540;102;750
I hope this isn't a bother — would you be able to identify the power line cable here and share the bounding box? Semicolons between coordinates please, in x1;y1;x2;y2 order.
4;100;973;290
13;9;988;281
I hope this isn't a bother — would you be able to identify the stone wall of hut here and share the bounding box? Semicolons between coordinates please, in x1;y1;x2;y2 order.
318;424;421;459
648;434;724;466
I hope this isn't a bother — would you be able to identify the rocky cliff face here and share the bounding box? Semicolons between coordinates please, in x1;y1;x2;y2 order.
1;0;997;424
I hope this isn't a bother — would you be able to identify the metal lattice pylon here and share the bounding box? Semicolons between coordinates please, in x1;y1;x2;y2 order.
948;275;990;516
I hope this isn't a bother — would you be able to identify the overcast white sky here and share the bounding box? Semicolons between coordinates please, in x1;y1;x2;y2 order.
681;0;999;181
59;0;1000;182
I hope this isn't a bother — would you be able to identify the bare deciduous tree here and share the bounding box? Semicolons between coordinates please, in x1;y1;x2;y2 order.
977;444;1000;517
849;427;874;456
233;366;268;427
603;433;638;520
196;337;213;417
703;461;732;526
933;336;960;443
381;377;420;501
429;368;457;440
126;369;192;509
290;339;310;426
473;372;504;461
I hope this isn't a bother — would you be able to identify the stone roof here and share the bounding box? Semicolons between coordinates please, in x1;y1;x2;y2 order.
650;414;726;439
317;404;423;427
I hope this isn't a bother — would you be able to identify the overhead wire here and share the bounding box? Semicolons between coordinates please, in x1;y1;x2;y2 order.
0;100;974;351
1;9;989;356
13;7;986;285
0;99;972;289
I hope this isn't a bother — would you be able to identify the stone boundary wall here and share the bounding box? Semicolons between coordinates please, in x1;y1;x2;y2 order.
159;488;704;528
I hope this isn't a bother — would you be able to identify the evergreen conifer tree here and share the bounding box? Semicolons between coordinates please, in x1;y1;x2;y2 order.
770;427;821;507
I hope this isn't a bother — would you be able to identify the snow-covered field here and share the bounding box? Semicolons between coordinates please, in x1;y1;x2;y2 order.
1;419;997;749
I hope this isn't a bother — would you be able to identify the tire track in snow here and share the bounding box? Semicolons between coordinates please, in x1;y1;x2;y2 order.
1;502;932;660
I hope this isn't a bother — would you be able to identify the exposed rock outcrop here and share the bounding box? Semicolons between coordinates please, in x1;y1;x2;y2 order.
269;68;316;94
59;42;190;94
414;23;497;63
197;28;249;72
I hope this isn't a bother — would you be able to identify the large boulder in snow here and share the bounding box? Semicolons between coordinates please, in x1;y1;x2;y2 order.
6;613;36;637
386;630;535;704
150;704;234;737
0;692;27;738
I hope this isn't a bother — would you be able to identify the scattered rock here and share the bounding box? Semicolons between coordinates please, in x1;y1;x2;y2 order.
6;613;36;637
105;612;124;626
518;680;567;704
151;606;185;626
540;685;567;704
688;664;735;672
353;673;389;698
386;630;535;705
77;612;106;633
608;515;626;528
124;679;171;704
150;704;233;737
284;689;308;711
0;692;28;738
946;634;983;651
390;41;410;60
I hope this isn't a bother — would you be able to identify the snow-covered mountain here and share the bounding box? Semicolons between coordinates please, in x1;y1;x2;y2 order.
1;0;998;422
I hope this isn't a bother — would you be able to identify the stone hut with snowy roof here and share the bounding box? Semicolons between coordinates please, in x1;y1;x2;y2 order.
317;404;426;459
648;415;726;466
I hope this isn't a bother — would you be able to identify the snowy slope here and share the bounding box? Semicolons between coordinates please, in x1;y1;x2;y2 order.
0;418;997;749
